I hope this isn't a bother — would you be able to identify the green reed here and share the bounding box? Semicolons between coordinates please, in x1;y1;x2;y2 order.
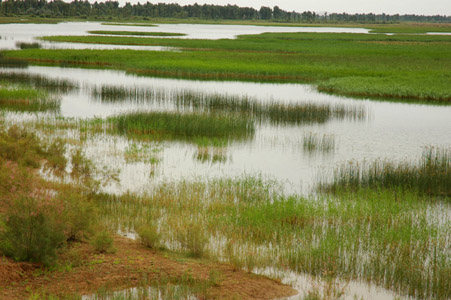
108;111;254;141
319;146;451;197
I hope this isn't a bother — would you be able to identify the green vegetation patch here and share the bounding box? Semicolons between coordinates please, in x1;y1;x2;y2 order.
7;31;450;103
88;30;186;37
0;82;59;112
108;111;255;142
97;176;450;299
319;146;451;198
101;22;157;27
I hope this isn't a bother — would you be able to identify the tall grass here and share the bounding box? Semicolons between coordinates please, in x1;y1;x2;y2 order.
94;176;450;299
319;146;451;197
108;111;254;141
91;85;367;125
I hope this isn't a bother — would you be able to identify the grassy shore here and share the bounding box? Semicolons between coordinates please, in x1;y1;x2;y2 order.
4;31;450;102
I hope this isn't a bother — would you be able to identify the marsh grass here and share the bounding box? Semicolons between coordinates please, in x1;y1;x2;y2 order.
91;85;367;125
0;82;60;112
319;146;451;197
94;174;450;299
88;30;186;37
16;31;451;102
124;142;161;164
16;41;41;49
108;111;255;142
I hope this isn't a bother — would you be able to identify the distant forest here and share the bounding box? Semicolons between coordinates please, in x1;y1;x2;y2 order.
1;0;450;23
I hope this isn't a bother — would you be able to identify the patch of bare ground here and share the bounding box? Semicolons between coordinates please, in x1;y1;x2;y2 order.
0;236;297;299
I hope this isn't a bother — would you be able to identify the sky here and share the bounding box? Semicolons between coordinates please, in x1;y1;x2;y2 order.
112;0;451;16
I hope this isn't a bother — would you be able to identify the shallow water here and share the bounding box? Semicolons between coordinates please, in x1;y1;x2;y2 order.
0;21;369;50
3;66;450;195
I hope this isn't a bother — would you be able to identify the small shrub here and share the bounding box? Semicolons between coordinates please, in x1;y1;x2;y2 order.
176;221;209;258
0;196;66;266
137;223;161;249
91;230;115;253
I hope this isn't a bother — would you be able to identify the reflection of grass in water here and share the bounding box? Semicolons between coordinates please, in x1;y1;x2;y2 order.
0;54;28;68
0;71;77;93
0;82;60;112
91;85;366;125
88;30;186;37
319;146;451;198
108;111;255;142
95;175;450;300
303;132;336;153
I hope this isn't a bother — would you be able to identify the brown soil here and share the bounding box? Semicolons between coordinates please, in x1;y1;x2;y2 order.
0;236;297;299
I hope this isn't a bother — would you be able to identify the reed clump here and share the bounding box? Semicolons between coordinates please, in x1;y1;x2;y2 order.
319;146;451;197
88;30;186;37
15;41;41;49
108;111;255;142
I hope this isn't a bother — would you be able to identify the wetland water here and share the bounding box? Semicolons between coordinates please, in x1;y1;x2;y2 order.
3;66;451;196
0;21;369;50
1;22;450;300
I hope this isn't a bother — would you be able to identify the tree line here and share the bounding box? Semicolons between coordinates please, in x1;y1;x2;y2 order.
0;0;450;23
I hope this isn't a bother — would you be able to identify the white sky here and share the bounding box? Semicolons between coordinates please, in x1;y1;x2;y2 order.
112;0;451;16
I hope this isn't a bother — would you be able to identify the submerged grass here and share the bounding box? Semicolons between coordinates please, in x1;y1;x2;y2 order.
108;111;254;142
8;31;449;102
303;132;336;153
88;30;186;37
319;146;451;198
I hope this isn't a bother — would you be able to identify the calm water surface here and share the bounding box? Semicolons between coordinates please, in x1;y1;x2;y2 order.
4;66;450;195
0;21;369;50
